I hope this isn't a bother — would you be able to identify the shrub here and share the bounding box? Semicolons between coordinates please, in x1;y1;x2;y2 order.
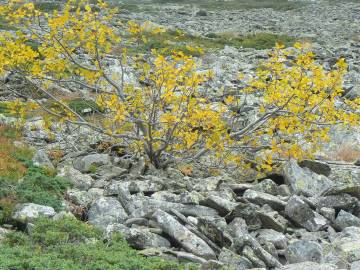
0;217;197;270
0;1;358;172
15;165;72;211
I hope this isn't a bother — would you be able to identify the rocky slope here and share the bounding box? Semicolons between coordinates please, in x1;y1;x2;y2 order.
5;124;360;270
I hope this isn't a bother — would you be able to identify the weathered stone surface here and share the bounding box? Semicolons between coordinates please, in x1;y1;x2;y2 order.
227;217;248;238
201;195;237;216
66;189;92;206
322;184;360;199
242;245;266;268
58;165;93;190
151;191;179;202
317;194;357;211
256;229;287;249
105;223;170;250
218;248;253;270
151;209;216;259
334;210;360;231
73;154;110;173
104;179;164;196
243;189;286;211
189;176;223;192
252;179;279;195
32;149;54;169
228;202;261;231
257;210;288;232
285;240;323;264
197;217;232;248
12;203;56;223
283;159;334;197
280;262;337;270
127;196;219;218
170;251;207;264
285;195;328;232
87;197;128;229
298;159;331;176
319;207;336;222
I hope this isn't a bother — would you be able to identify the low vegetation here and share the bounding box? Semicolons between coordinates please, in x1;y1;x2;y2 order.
119;0;302;11
129;28;296;55
0;125;71;223
0;217;196;270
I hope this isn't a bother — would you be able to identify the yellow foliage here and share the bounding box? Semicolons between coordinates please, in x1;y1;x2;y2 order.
0;0;358;171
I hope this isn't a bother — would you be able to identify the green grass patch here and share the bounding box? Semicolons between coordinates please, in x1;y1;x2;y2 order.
0;217;197;270
0;18;17;31
68;98;102;116
130;30;296;55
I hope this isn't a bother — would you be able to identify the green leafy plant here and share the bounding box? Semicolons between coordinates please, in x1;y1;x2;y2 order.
0;217;198;270
15;165;72;211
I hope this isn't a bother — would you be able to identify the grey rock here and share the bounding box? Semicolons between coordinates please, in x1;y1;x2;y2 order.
170;251;207;264
317;194;357;211
151;191;179;202
257;210;288;232
280;262;337;270
190;176;223;192
218;248;253;270
278;184;292;196
57;166;93;191
285;240;323;264
285;195;328;232
105;223;170;250
151;209;216;259
350;260;360;270
128;196;219;218
322;184;360;199
12;203;56;223
243;189;286;211
229;202;262;231
195;10;207;16
256;229;287;249
319;207;336;222
73;154;110;173
104;179;164;196
201;195;237;216
93;165;127;181
124;217;149;227
32;150;54;169
179;191;204;205
0;227;10;242
87;197;128;229
252;179;279;195
334;210;360;231
129;157;146;176
227;217;248;239
283;159;334;197
242;245;266;268
298;160;331;177
66;189;92;206
197;217;232;248
244;235;282;268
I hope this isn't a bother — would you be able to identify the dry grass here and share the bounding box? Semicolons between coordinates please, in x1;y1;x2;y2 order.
0;125;33;182
328;143;360;162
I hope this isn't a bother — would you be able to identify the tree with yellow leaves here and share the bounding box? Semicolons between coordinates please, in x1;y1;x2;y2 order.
0;0;358;171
